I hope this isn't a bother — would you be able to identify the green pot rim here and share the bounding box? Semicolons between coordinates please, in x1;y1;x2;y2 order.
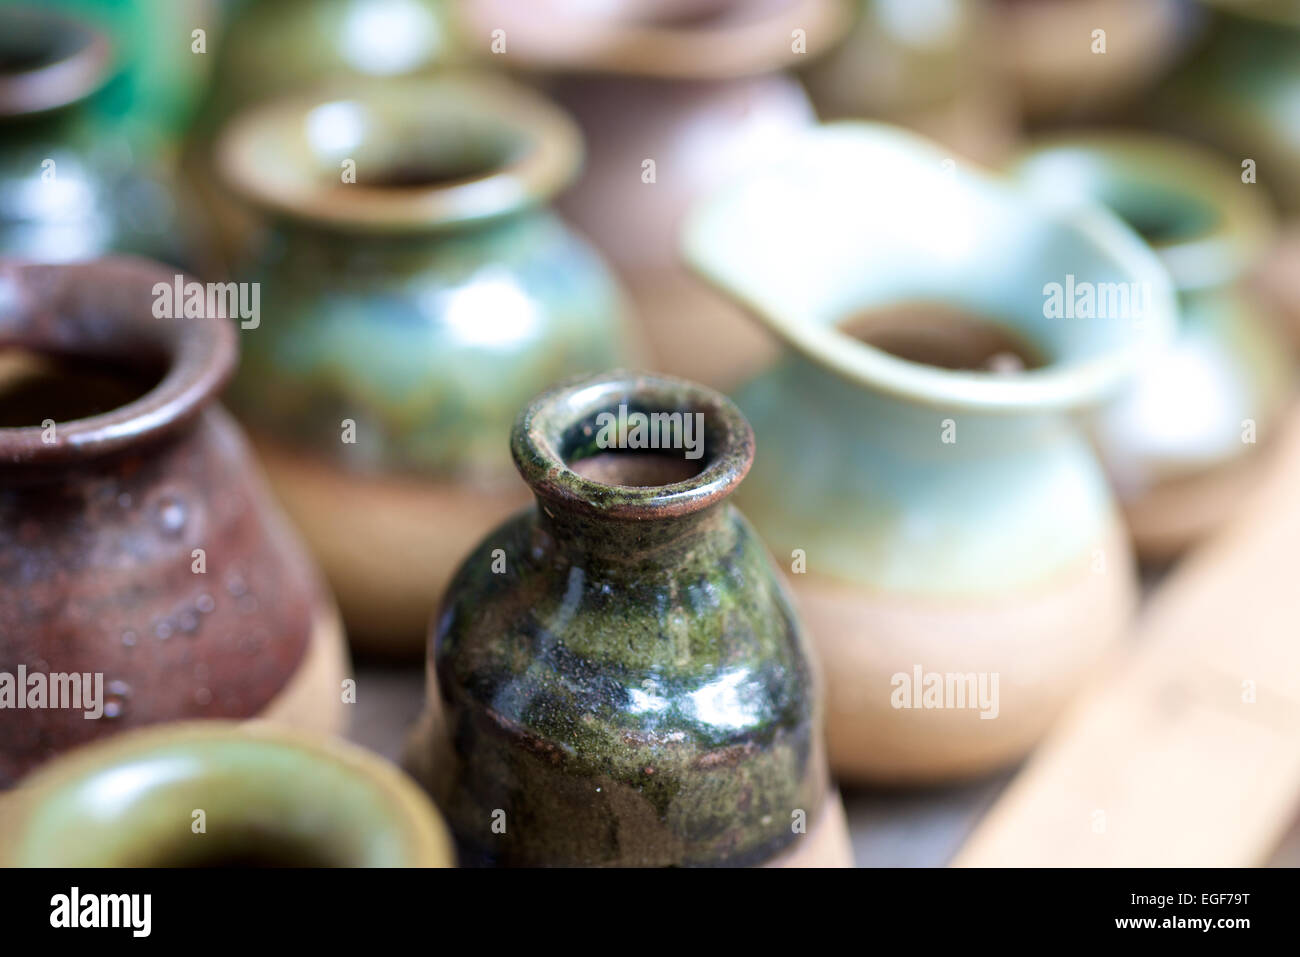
1010;132;1275;293
215;73;583;234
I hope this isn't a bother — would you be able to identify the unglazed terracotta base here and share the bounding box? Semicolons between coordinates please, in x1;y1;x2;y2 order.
799;522;1137;783
258;602;350;737
1120;442;1279;561
252;436;530;656
763;790;854;868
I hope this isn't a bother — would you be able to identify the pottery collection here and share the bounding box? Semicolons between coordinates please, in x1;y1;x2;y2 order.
683;124;1178;781
0;258;348;789
214;76;633;655
406;371;851;865
0;0;1293;871
1012;134;1294;558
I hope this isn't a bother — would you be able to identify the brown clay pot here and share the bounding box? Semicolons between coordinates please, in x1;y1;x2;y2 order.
463;0;852;389
0;258;349;789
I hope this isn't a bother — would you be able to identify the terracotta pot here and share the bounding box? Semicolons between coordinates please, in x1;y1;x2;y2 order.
462;0;852;390
0;258;348;790
993;0;1191;120
406;371;851;866
0;722;454;866
0;6;200;267
215;76;634;656
683;124;1179;782
1012;134;1295;558
801;0;1017;164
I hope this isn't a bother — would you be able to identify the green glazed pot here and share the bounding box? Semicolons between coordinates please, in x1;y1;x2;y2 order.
215;76;633;656
406;371;851;867
0;722;455;866
0;6;199;265
1012;134;1294;558
683;124;1178;782
1158;0;1300;214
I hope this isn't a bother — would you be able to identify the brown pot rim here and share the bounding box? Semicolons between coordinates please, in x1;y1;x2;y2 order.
0;6;113;117
215;74;583;233
460;0;852;79
0;257;237;466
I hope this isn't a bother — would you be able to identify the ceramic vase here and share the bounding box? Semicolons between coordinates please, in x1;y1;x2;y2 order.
406;371;852;867
1012;134;1294;559
992;0;1190;120
462;0;852;390
0;258;349;789
683;124;1179;782
0;722;454;866
0;6;199;267
215;76;633;656
800;0;1017;164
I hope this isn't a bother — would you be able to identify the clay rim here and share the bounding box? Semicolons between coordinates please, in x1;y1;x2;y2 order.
215;75;583;233
1010;132;1275;292
681;123;1180;416
0;7;113;117
2;721;455;868
0;257;237;466
461;0;851;80
511;370;754;521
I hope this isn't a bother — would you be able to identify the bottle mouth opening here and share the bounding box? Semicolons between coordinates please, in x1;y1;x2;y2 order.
0;8;112;117
216;76;582;233
0;258;236;468
512;371;753;521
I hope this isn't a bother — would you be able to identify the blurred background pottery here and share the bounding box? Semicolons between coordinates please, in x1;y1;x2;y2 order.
0;722;455;866
0;5;202;266
216;76;633;657
801;0;1016;164
1012;134;1295;559
0;258;348;789
465;0;852;390
992;0;1192;122
407;372;851;866
684;124;1178;782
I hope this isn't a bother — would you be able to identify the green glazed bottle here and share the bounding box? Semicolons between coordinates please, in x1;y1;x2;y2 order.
407;371;850;867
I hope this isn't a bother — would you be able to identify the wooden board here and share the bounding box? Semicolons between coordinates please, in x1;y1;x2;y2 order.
954;403;1300;867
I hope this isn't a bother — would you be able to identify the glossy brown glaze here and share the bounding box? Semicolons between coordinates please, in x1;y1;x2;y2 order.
0;258;335;788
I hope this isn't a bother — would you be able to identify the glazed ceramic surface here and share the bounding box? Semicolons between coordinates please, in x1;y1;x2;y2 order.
466;0;850;389
1159;0;1300;214
0;722;454;866
216;77;632;653
801;0;1016;164
683;124;1178;781
0;258;347;789
410;372;847;866
1013;134;1294;557
0;6;197;266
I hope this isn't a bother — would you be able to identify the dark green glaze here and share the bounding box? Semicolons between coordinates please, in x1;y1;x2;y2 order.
0;6;197;265
424;372;828;867
217;78;630;477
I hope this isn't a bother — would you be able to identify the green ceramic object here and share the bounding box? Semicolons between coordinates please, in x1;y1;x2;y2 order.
410;371;844;867
683;123;1178;782
1012;134;1294;556
0;6;198;264
215;76;633;653
1158;0;1300;213
0;722;455;867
